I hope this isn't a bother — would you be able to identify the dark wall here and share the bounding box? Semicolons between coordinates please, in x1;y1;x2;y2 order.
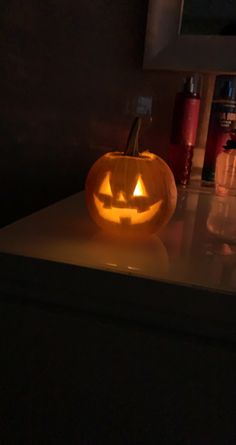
1;0;184;226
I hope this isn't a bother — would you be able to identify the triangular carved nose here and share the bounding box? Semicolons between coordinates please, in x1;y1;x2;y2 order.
116;191;126;202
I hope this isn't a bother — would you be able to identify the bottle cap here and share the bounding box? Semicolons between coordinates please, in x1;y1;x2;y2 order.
214;75;236;101
182;74;201;96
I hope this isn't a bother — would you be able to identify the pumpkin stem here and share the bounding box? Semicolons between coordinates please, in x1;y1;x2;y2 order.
124;117;142;156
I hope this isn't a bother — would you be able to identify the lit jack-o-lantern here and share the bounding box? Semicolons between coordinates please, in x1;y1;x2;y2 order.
85;118;177;236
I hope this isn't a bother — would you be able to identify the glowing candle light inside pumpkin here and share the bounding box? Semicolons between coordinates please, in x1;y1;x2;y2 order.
133;175;148;197
117;191;126;202
99;173;112;195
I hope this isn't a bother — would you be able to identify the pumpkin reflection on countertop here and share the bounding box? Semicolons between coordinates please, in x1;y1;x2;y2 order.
85;118;177;237
85;232;169;279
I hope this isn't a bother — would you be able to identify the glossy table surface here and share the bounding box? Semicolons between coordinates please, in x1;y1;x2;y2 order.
0;188;236;295
2;190;236;442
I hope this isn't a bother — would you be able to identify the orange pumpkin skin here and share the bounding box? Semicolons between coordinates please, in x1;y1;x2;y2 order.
85;150;177;237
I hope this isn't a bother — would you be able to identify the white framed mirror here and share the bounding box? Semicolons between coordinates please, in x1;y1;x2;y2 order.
144;0;236;72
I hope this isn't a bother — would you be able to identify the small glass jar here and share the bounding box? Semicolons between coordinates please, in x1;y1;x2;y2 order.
207;195;236;243
215;139;236;197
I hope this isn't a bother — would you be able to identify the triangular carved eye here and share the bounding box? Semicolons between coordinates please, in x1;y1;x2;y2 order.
133;175;148;197
99;172;112;196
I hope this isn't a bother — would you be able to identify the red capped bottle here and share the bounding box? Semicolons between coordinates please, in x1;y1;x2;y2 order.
168;74;201;187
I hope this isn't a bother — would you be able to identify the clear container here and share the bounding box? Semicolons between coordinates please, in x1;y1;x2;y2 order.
207;195;236;243
215;145;236;197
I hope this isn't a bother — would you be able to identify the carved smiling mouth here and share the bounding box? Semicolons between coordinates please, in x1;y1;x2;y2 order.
94;194;162;225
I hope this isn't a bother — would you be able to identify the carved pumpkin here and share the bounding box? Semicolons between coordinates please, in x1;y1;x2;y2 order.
85;118;177;236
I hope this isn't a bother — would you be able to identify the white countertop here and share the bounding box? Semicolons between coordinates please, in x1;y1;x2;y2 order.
0;188;236;295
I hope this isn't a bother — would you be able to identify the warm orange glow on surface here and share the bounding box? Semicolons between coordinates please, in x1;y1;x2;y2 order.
93;194;163;225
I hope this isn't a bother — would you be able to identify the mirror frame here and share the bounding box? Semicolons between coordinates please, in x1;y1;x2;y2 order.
144;0;236;73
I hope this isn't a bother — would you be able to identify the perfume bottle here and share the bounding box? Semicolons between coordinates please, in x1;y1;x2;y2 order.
168;74;201;186
202;76;236;185
215;124;236;197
